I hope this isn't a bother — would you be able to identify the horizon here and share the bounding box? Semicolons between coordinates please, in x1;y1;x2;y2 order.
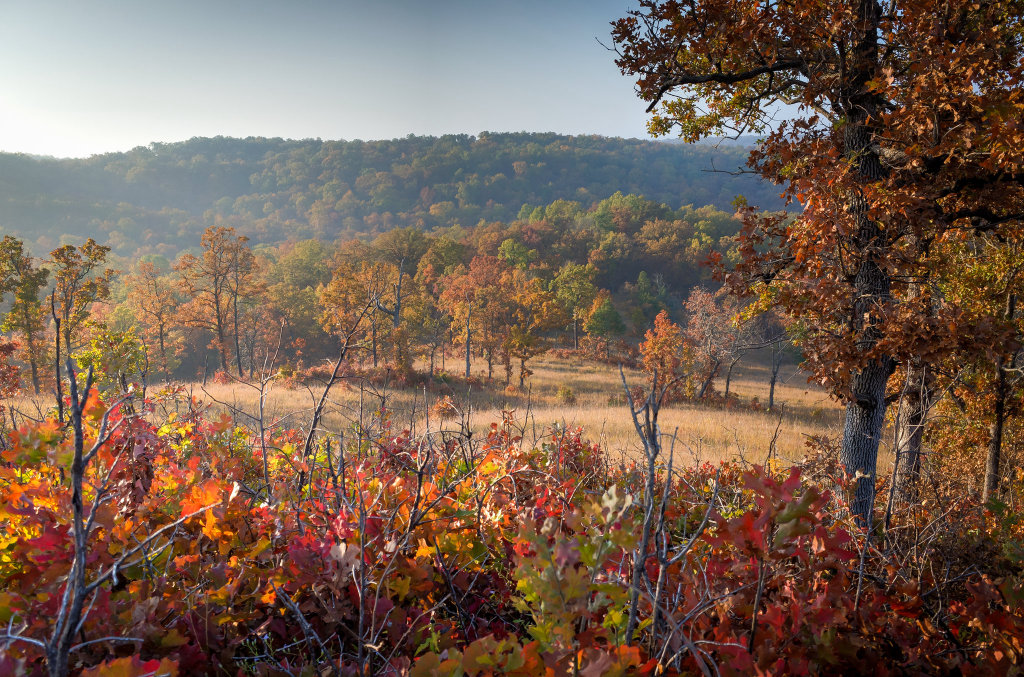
5;131;757;162
0;1;655;159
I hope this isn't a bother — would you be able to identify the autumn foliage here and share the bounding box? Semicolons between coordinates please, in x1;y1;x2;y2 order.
0;383;1022;675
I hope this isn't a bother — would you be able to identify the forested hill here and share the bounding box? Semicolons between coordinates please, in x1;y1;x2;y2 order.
0;133;781;257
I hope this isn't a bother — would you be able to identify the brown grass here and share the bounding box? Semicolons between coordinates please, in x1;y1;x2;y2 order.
3;352;844;466
189;352;843;466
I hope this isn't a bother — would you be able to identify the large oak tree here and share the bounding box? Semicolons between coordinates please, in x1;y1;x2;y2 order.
613;0;1024;520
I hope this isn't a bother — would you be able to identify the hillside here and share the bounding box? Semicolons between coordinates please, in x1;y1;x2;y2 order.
0;133;781;256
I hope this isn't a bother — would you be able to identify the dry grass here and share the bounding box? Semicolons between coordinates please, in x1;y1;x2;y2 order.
4;352;844;466
189;352;843;466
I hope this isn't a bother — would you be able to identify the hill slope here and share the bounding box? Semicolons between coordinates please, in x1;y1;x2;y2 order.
0;133;781;256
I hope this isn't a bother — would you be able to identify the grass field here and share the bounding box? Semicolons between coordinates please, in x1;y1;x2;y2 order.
5;351;845;467
192;351;843;466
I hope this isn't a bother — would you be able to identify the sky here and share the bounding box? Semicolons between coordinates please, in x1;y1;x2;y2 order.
0;1;653;158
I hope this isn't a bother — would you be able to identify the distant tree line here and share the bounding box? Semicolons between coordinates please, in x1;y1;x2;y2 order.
0;192;761;388
0;133;781;257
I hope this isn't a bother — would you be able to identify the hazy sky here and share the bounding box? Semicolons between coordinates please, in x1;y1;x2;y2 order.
0;1;652;158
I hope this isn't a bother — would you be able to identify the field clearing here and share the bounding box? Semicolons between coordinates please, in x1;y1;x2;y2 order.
189;352;843;466
5;353;845;466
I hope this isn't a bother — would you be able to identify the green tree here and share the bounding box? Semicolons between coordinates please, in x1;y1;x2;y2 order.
584;295;626;338
497;238;535;270
371;227;429;329
552;262;598;349
75;326;147;398
0;236;49;393
625;271;669;334
263;240;334;362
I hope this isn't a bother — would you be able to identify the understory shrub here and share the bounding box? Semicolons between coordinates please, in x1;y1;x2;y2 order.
0;392;1022;675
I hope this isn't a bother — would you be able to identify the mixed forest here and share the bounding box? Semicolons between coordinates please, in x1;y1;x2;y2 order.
0;133;778;258
3;0;1024;675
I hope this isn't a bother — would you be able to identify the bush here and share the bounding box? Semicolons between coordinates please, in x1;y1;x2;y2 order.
2;390;1023;675
555;384;576;405
430;395;459;421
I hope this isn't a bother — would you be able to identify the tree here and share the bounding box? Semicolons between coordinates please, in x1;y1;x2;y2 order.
176;226;258;376
504;268;563;388
0;237;49;393
263;240;336;363
552;262;598;349
683;287;737;400
125;261;181;376
932;233;1024;502
755;311;792;413
320;258;391;368
370;227;429;330
613;0;1024;521
227;242;262;378
439;256;509;380
49;239;114;359
408;268;452;377
497;237;536;270
623;271;669;335
584;293;626;339
640;309;687;402
75;326;148;398
417;234;467;284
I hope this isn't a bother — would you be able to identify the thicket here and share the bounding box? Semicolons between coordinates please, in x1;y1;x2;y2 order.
1;349;1023;675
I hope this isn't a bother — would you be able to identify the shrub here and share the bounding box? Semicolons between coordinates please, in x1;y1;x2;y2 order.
430;395;459;421
2;389;1023;675
555;384;576;405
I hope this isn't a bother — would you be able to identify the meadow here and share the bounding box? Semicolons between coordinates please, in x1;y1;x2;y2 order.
182;351;842;467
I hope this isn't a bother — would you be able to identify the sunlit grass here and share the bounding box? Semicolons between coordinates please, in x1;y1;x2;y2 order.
193;352;843;466
3;352;845;467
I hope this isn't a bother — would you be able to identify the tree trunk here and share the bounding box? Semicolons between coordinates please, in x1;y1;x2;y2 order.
892;361;930;505
465;306;471;379
838;0;894;525
843;358;894;523
232;292;244;378
984;359;1008;503
573;316;579;350
62;325;72;363
54;328;63;422
371;322;378;368
158;326;168;376
724;356;741;401
52;294;64;425
24;309;40;394
767;348;783;412
213;293;230;372
391;262;404;328
377;261;405;329
28;354;40;395
697;358;720;399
